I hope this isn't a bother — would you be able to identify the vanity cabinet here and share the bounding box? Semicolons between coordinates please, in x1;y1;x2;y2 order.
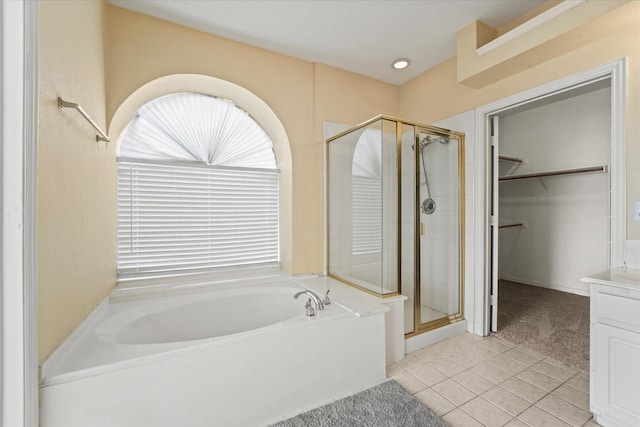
584;268;640;427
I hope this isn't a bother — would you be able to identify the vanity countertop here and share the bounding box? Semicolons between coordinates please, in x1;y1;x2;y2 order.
581;266;640;291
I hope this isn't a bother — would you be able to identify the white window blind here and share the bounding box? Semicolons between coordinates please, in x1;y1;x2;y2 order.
352;176;382;254
117;93;279;278
352;128;383;254
118;160;279;277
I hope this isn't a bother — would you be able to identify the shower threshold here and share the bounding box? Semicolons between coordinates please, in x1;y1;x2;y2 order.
403;299;448;333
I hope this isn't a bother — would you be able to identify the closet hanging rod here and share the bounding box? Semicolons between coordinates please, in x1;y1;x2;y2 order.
499;165;607;182
58;97;110;143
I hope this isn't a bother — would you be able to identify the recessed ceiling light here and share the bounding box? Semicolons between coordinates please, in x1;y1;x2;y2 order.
392;58;410;70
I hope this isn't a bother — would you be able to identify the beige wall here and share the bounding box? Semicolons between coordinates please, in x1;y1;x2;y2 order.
399;0;640;239
314;63;400;125
313;63;400;270
38;0;638;364
38;2;399;363
456;1;628;88
38;0;115;363
106;6;316;274
105;6;401;275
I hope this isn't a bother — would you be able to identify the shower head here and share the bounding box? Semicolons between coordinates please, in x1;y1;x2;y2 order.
419;135;449;149
411;135;450;151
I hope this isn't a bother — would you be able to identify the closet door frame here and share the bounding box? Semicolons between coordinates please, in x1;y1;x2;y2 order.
473;58;627;337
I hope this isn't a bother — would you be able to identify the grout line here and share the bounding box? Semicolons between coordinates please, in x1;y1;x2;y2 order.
549;376;591;412
392;333;597;427
532;401;586;427
457;403;495;426
561;375;590;395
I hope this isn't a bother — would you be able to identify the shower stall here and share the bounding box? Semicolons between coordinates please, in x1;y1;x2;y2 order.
326;115;464;335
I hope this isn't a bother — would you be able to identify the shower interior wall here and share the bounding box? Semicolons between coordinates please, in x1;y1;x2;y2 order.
417;136;461;317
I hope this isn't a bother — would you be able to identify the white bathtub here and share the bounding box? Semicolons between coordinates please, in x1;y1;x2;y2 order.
39;274;388;427
97;285;312;345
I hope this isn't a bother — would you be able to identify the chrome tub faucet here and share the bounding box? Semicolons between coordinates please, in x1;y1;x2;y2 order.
294;290;324;316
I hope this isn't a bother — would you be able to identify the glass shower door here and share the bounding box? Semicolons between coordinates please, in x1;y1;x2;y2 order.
416;130;463;330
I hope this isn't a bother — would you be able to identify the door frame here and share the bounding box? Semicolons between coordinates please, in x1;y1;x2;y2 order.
473;58;627;336
1;1;38;425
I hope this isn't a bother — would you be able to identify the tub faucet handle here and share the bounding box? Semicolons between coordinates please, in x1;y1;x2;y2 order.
323;290;331;305
304;298;316;317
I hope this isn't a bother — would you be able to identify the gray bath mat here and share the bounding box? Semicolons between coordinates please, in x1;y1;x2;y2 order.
270;380;448;427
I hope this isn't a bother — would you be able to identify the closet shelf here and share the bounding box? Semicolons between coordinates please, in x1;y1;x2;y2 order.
499;165;608;182
499;223;525;229
499;155;523;163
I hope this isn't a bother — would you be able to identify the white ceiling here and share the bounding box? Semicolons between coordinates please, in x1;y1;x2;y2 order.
108;0;547;85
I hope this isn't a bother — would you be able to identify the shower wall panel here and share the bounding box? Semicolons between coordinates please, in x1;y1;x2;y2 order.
327;130;355;279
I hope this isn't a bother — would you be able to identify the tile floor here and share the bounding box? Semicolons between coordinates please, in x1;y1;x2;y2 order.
387;332;600;427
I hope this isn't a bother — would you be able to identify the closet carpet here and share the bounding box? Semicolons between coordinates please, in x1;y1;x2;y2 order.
496;280;590;372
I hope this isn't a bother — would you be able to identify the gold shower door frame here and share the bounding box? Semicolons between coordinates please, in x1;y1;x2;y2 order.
326;114;465;336
408;125;465;336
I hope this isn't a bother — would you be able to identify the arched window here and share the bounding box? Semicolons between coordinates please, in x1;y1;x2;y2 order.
117;93;279;278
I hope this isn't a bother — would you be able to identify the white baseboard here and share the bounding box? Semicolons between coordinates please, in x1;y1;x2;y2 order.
499;274;590;297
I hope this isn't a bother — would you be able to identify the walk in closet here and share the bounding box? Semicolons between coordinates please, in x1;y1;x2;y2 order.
490;79;612;369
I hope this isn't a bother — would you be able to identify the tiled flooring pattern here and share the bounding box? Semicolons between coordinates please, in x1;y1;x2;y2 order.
387;333;600;427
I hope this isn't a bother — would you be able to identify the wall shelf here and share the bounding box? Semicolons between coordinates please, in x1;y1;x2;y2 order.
499;223;525;229
499;155;523;163
499;165;608;182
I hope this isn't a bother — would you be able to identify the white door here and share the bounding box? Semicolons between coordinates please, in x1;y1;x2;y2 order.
489;115;499;333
